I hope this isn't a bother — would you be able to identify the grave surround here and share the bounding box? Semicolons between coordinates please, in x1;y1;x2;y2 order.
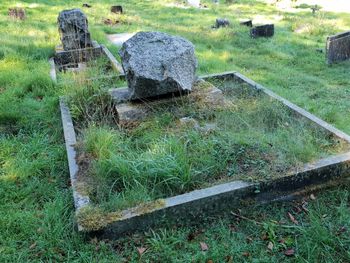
59;70;350;238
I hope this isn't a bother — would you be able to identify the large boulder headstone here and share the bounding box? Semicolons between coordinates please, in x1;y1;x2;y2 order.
119;31;197;100
58;9;92;51
326;31;350;64
250;24;274;38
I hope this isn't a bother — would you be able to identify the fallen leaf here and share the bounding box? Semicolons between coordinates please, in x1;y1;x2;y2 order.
246;236;253;243
278;239;285;244
337;226;347;235
29;242;37;250
267;241;274;251
242;251;250;257
301;201;309;213
284;248;295;257
225;255;233;263
137;247;147;256
200;242;209;251
287;212;299;225
261;233;268;240
293;205;302;214
229;224;237;232
310;194;316;200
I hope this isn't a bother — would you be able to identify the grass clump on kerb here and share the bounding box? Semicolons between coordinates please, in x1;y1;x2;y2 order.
75;79;348;211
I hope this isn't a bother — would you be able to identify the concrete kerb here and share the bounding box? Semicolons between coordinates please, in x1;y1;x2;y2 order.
59;71;350;237
49;44;125;84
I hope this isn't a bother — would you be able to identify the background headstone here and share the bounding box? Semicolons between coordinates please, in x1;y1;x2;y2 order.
250;24;274;38
111;5;123;14
215;18;230;28
240;19;253;27
8;8;26;20
58;9;93;51
119;31;198;100
326;31;350;64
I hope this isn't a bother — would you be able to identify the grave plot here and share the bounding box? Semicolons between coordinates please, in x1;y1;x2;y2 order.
50;9;124;84
60;70;350;238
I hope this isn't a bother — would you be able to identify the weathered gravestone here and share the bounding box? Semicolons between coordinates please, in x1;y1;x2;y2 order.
54;9;106;70
240;19;253;27
326;31;350;64
250;24;274;38
119;31;198;100
111;5;123;14
215;18;230;28
58;9;92;51
8;8;26;20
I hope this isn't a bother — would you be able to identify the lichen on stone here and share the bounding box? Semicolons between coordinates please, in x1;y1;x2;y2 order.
76;205;124;232
133;199;166;215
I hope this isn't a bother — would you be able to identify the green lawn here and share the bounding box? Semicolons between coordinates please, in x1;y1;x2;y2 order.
1;0;350;261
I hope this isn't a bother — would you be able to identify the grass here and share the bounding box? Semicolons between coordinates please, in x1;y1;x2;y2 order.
1;0;350;261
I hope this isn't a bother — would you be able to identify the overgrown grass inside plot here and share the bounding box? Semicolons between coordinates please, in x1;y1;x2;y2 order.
56;56;117;84
65;76;349;212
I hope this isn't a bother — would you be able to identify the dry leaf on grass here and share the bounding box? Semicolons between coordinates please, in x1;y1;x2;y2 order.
288;212;299;225
200;242;209;251
137;247;147;256
284;248;295;257
267;241;274;251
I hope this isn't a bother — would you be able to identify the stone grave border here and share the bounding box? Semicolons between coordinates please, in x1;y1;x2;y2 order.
50;43;124;84
59;71;350;238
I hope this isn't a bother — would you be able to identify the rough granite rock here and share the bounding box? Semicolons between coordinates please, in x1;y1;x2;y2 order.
119;31;198;99
58;9;92;51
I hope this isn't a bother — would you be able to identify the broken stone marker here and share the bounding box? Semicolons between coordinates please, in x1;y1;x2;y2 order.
58;9;93;51
250;24;274;38
326;31;350;64
240;19;253;27
119;31;198;100
8;8;26;20
215;18;230;28
111;5;123;14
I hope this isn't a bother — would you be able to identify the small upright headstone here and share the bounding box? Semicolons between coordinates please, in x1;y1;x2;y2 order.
240;19;253;27
326;31;350;64
8;8;26;20
250;24;274;38
58;9;93;51
215;18;230;28
111;5;123;14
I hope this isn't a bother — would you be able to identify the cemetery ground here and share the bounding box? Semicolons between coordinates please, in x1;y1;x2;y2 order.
1;0;350;261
